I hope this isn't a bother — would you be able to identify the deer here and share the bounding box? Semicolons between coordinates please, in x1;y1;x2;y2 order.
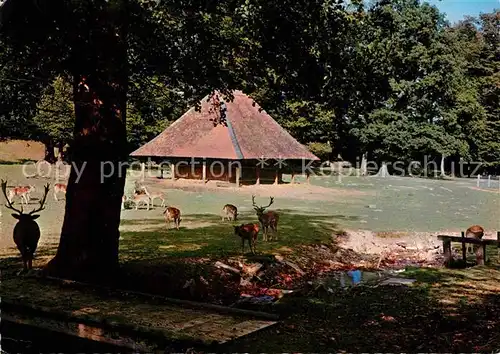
53;183;67;201
234;223;260;254
7;185;35;206
1;179;50;274
130;191;151;211
164;206;181;230
465;225;484;254
141;186;166;208
134;181;147;195
252;195;279;241
221;204;238;221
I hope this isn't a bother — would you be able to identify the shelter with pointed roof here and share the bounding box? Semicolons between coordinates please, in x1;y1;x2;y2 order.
130;90;319;185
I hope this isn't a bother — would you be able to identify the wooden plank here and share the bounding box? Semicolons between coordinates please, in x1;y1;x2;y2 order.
1;276;279;348
216;319;277;344
171;314;227;331
180;317;276;345
437;235;500;245
443;239;452;266
38;275;279;321
475;243;486;265
2;313;152;352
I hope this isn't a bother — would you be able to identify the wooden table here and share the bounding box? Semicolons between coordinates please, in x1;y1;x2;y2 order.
437;231;500;266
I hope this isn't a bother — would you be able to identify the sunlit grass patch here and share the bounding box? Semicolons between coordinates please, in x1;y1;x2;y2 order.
119;213;339;261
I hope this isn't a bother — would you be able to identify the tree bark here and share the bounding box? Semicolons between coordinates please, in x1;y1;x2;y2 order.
43;139;56;164
45;3;128;279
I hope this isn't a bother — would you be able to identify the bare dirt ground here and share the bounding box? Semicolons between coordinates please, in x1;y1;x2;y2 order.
0;139;45;162
151;177;373;200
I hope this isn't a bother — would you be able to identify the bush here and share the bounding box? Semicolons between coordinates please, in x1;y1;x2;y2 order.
307;142;332;162
124;200;135;210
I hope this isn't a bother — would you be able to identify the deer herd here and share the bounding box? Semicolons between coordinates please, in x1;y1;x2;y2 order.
125;182;279;254
0;176;490;272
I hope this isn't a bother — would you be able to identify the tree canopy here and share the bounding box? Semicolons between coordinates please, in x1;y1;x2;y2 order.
0;0;498;276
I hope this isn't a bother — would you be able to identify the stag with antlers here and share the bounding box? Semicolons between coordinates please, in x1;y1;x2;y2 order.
252;195;279;241
1;180;50;273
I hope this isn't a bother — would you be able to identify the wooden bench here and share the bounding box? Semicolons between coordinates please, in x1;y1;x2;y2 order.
437;231;500;266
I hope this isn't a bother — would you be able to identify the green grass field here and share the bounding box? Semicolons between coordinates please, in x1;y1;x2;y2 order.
2;163;500;352
0;163;499;255
119;211;338;260
122;172;500;232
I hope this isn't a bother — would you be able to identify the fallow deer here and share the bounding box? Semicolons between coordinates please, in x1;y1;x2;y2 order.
134;181;147;195
466;225;484;254
252;195;279;241
131;192;151;211
221;204;238;221
53;183;67;201
164;207;181;230
234;223;260;254
141;186;166;208
1;179;50;273
7;185;35;206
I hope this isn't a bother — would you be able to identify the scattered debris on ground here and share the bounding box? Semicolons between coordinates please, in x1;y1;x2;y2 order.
156;230;447;308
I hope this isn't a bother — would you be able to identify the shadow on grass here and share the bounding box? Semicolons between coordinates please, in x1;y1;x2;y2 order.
3;214;500;351
111;212;340;304
0;159;36;166
119;212;339;260
223;264;500;352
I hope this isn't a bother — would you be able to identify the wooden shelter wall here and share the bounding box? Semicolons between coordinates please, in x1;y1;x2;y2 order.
173;162;283;184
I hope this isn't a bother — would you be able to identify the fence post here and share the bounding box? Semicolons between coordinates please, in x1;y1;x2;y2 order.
477;174;480;187
488;175;491;187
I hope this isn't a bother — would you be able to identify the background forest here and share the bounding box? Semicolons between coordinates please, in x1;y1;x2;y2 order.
1;0;498;173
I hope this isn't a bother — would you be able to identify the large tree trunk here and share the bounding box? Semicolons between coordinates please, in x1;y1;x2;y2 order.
45;4;128;279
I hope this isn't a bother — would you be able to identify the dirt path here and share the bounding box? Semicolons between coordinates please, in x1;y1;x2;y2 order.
146;177;373;201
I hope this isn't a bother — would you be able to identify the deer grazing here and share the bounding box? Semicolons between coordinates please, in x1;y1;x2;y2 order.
466;225;484;254
7;185;36;206
130;191;151;210
164;207;181;230
141;186;166;208
1;179;50;273
53;183;67;201
252;195;279;241
221;204;238;221
234;223;260;254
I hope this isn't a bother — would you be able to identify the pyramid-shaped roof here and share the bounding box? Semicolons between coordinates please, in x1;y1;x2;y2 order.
130;90;319;161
